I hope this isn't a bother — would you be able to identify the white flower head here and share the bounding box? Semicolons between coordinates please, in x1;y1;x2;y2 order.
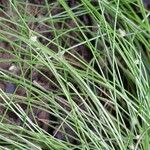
36;48;40;51
30;36;37;42
135;135;140;140
129;144;134;150
9;64;18;73
118;28;126;37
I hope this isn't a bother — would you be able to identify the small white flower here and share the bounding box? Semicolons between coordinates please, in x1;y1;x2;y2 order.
135;135;140;140
36;48;40;51
118;28;126;37
9;64;18;73
33;80;39;86
129;144;134;150
30;36;37;42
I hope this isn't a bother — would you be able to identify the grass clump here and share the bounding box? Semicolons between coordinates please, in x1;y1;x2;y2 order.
0;0;150;149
